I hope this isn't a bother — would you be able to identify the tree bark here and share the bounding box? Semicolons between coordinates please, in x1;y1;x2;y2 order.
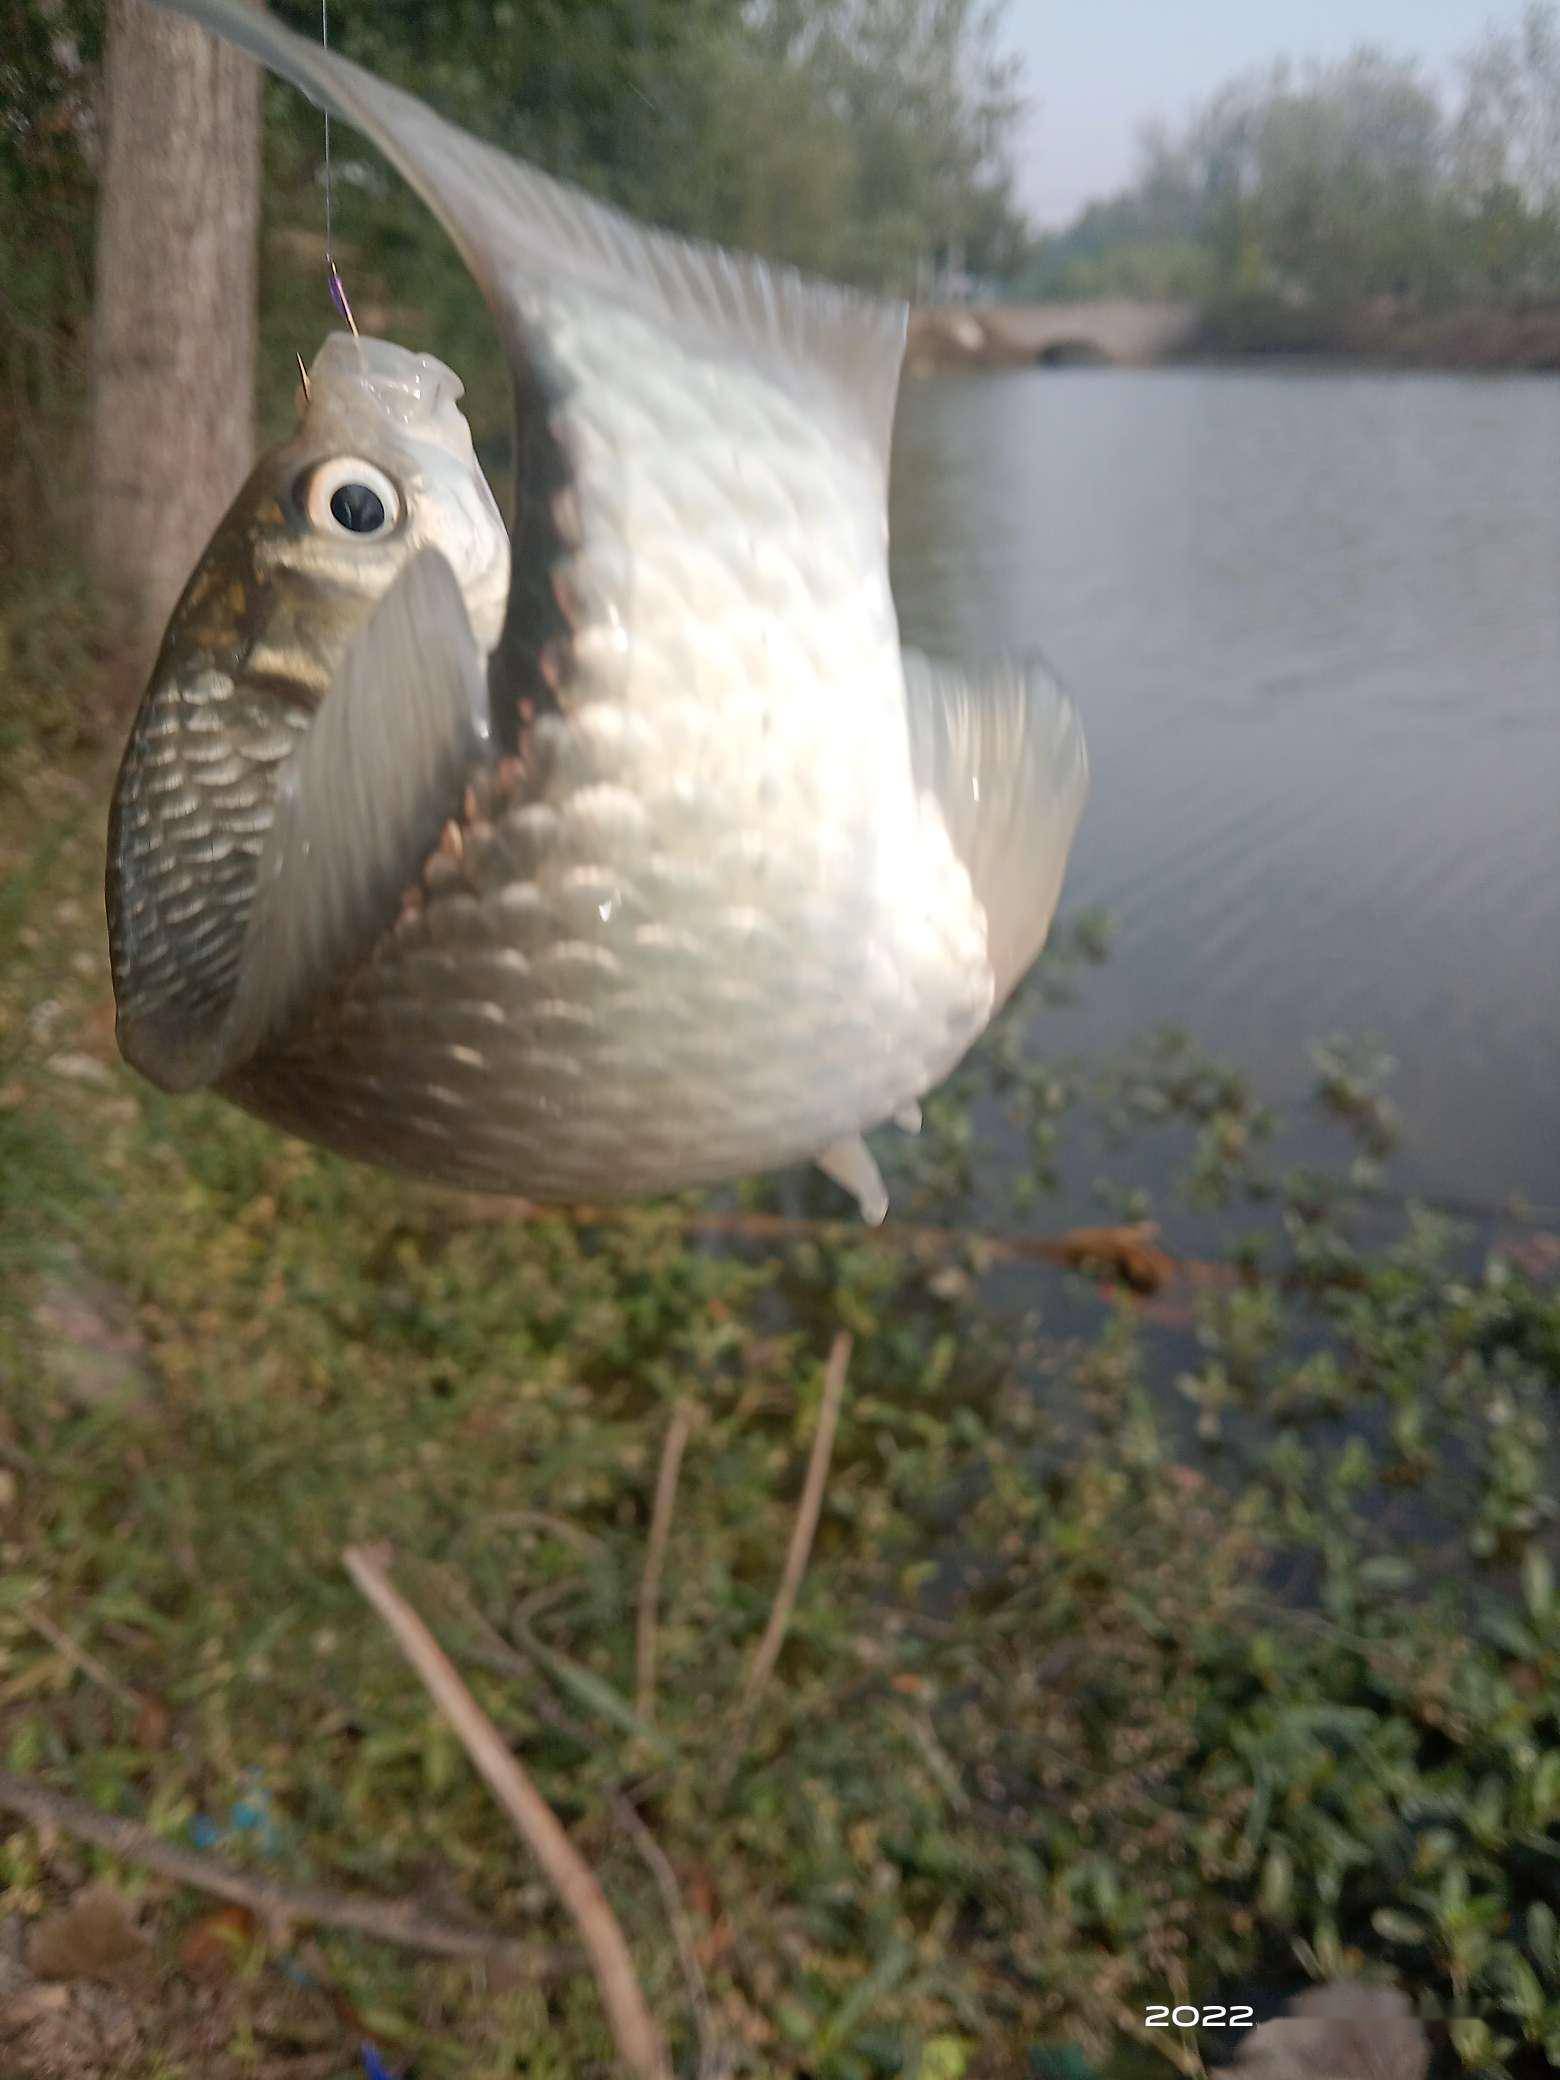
91;0;261;687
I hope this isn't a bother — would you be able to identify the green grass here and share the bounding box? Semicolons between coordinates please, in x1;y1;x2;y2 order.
1;693;1558;2078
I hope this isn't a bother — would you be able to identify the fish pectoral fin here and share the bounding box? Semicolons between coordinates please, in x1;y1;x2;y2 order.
894;1101;923;1136
212;548;490;1075
903;648;1090;1010
814;1135;889;1227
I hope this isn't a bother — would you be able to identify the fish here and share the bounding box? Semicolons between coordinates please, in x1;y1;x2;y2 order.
107;0;1088;1225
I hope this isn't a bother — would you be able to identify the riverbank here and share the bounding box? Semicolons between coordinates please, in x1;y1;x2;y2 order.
2;599;1559;2076
1192;294;1560;371
909;297;1560;375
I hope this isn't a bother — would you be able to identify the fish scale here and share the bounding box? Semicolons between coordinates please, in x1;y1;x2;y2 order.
229;683;991;1198
233;301;994;1198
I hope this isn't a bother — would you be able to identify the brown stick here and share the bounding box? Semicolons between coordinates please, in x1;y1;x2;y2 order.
23;1606;150;1718
454;1196;1209;1297
460;1195;1056;1264
636;1401;695;1724
344;1543;670;2080
453;1178;1560;1245
614;1793;723;2079
0;1766;566;1972
735;1331;852;1724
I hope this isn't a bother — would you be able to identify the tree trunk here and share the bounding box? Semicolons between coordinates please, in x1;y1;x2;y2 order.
91;0;261;687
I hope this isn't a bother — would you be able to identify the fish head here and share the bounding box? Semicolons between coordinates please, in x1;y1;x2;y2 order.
107;334;508;1091
271;332;509;652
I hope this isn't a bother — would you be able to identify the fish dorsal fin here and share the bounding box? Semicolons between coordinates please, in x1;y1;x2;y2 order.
209;549;489;1081
903;649;1090;1008
149;0;908;476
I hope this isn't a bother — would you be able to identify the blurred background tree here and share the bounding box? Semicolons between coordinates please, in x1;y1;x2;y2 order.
1023;4;1560;317
11;0;1560;709
1;0;102;563
258;0;1029;292
91;0;259;680
1;0;1032;707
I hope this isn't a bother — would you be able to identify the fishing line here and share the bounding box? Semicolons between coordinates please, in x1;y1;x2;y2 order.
320;0;359;342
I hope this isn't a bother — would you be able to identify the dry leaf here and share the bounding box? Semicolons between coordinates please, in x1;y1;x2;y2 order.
132;1695;172;1750
28;1885;149;1983
177;1905;257;1979
1232;1983;1430;2080
1049;1222;1176;1295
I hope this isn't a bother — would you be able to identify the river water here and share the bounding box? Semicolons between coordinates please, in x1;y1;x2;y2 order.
888;364;1560;1217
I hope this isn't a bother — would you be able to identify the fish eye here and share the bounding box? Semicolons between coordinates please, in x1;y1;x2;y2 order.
299;457;401;539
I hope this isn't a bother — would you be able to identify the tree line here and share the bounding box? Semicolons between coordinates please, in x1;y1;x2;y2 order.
0;0;1030;631
9;0;1560;642
1024;3;1560;316
2;0;1030;367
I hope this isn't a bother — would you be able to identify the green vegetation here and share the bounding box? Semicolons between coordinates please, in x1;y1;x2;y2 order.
263;0;1028;293
1024;3;1560;351
2;647;1558;2073
3;7;1559;2074
2;0;1030;616
4;0;1029;437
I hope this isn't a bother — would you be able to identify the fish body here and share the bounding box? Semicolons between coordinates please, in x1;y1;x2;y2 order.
108;0;1088;1221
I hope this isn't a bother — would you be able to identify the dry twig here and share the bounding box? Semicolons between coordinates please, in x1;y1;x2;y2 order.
344;1542;670;2080
636;1401;695;1723
0;1766;567;1972
22;1605;150;1717
614;1793;725;2079
735;1330;852;1727
425;1565;595;1748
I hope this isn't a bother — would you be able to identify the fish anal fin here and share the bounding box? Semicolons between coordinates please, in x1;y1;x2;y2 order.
815;1135;889;1226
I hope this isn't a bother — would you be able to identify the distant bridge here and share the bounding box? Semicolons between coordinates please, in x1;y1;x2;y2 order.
906;299;1198;374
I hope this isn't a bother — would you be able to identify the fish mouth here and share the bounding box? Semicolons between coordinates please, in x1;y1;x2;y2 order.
303;333;475;456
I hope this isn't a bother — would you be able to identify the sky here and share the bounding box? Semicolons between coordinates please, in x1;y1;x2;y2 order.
1004;0;1516;227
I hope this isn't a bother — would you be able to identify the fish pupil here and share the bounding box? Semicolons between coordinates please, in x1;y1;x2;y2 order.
330;482;386;533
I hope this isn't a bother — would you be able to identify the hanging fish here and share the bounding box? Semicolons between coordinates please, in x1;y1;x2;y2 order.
107;0;1088;1224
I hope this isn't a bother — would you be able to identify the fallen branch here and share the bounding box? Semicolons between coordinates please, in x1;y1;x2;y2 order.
457;1196;1196;1295
344;1543;670;2080
636;1401;695;1723
735;1331;852;1728
463;1174;1560;1291
462;1195;1063;1264
0;1766;566;1973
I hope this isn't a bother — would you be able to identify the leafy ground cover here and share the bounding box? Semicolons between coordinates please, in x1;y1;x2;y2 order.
1;601;1557;2078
